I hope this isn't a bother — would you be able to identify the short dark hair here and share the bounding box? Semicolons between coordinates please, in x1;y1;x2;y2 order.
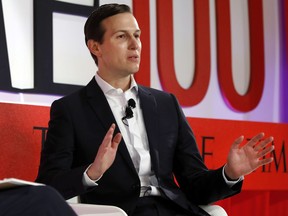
84;4;132;64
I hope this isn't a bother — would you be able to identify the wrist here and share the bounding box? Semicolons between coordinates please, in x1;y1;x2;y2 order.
224;164;239;181
87;165;102;181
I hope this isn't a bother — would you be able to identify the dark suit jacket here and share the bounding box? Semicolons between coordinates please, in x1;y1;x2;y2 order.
36;77;242;215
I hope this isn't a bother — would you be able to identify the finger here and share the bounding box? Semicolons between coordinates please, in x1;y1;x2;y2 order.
254;136;274;151
102;123;116;147
231;135;244;149
111;133;122;149
258;157;274;167
247;132;265;147
257;145;274;158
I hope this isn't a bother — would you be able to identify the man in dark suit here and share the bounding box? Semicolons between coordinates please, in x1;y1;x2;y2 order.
36;3;274;216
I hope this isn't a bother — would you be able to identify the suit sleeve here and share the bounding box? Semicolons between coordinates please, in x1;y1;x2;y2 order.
170;94;242;205
36;99;94;199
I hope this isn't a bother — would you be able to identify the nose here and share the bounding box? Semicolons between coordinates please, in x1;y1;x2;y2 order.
129;36;141;50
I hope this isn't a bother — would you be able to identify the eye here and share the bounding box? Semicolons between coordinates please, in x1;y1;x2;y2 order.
117;34;126;39
134;31;141;39
134;34;140;39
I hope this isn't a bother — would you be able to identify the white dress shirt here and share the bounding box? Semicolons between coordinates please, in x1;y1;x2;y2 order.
83;73;160;196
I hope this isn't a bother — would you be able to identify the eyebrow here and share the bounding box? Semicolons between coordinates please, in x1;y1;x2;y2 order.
114;29;141;35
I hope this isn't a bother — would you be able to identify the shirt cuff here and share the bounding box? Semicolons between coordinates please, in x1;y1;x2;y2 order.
222;164;244;187
82;164;102;187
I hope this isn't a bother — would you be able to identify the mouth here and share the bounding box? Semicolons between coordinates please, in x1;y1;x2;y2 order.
128;55;140;62
128;54;139;59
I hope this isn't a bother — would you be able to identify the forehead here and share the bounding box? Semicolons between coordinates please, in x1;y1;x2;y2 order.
101;12;140;33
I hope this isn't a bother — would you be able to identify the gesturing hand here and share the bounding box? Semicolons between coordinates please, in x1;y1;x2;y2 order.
87;123;122;180
224;132;274;180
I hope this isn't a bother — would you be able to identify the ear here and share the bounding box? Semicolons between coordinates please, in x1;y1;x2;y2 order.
87;39;101;57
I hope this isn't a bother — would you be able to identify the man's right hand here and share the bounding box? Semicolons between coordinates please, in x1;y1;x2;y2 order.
87;123;122;180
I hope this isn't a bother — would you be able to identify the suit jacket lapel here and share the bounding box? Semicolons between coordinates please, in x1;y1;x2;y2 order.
138;86;160;176
85;78;137;174
85;78;115;129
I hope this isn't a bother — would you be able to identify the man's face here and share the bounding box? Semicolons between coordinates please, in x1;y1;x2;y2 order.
96;12;142;78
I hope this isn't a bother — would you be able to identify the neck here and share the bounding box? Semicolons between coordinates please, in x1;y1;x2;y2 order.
97;71;131;91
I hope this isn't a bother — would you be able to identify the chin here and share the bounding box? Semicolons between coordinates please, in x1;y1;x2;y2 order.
132;70;140;75
130;67;140;74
